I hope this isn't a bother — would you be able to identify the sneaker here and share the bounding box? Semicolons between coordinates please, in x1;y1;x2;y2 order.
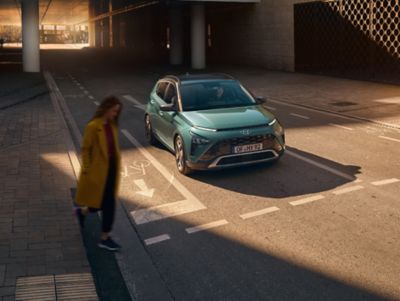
74;207;85;228
98;238;121;251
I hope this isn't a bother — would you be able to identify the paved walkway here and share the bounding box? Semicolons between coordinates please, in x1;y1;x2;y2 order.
0;73;97;300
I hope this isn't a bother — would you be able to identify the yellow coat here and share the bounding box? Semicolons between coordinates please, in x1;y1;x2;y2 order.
75;117;121;209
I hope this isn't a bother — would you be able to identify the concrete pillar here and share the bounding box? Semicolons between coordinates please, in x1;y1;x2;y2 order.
170;6;183;65
191;3;206;69
88;0;95;47
21;0;40;72
109;0;113;48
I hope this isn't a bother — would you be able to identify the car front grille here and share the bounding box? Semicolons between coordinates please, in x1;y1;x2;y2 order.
200;134;279;161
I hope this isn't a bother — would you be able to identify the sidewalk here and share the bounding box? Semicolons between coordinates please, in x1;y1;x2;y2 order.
0;73;97;300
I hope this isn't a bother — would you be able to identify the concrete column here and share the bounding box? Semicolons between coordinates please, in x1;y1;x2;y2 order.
109;0;113;48
21;0;40;72
88;0;95;47
170;6;183;65
191;3;206;69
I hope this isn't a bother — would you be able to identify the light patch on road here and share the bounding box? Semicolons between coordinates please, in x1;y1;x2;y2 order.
289;195;325;206
83;90;89;95
290;113;310;120
186;220;229;234
379;135;400;143
266;106;277;111
332;185;364;195
329;123;353;131
94;101;100;106
79;86;85;90
285;150;356;181
371;178;400;186
123;94;146;110
122;130;206;225
88;95;95;100
240;206;280;220
144;234;171;246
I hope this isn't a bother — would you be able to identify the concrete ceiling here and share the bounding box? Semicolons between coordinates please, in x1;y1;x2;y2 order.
0;0;88;26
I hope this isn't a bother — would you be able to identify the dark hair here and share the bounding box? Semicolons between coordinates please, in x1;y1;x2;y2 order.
92;95;123;124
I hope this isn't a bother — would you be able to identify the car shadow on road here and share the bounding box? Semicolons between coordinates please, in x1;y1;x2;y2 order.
189;146;361;199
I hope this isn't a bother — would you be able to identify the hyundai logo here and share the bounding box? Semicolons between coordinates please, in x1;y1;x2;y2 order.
240;129;251;135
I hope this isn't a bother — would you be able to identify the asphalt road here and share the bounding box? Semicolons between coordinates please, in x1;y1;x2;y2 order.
50;63;400;301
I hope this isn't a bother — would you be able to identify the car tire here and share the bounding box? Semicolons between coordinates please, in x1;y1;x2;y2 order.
174;135;192;175
145;115;157;146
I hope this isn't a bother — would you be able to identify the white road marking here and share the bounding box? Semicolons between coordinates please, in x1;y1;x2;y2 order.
332;185;364;195
285;150;356;181
290;113;310;120
329;123;353;131
355;179;363;183
371;178;400;186
186;220;229;234
379;136;400;143
94;101;100;106
123;95;146;110
289;195;325;206
134;179;155;198
122;130;206;225
88;95;94;100
266;106;277;111
240;206;280;220
83;90;89;95
79;86;85;90
144;234;171;246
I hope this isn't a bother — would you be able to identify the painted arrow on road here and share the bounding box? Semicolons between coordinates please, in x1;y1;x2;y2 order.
134;179;155;198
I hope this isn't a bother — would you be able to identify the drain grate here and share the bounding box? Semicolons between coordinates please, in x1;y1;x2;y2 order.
330;101;358;106
15;273;98;301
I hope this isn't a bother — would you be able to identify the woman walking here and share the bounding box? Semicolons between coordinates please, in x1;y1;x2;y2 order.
75;96;122;251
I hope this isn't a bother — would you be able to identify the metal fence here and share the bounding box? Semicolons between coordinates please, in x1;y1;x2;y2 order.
294;0;400;83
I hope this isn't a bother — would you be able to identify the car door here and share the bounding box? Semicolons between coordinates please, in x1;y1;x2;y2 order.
157;82;178;150
150;81;169;139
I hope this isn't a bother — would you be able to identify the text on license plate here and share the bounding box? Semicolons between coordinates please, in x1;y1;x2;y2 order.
233;143;263;154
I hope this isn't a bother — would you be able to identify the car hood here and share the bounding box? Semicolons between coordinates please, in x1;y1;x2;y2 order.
180;105;275;130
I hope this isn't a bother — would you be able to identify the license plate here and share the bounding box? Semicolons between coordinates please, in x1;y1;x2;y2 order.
233;143;263;154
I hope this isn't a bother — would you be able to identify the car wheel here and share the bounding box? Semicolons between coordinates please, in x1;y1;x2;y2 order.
145;115;157;145
175;135;192;175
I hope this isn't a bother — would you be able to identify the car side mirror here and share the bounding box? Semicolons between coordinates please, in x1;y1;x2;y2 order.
160;103;176;112
255;96;267;104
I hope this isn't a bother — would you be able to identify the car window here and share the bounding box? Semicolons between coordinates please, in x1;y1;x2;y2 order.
180;80;256;111
164;83;177;104
156;81;168;99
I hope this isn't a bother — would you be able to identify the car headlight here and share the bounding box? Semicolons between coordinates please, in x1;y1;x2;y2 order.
190;129;210;145
269;119;284;136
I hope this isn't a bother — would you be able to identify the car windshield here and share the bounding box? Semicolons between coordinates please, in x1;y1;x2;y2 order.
179;80;256;111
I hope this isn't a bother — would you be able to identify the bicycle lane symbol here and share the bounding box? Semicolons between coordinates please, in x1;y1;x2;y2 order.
121;160;151;178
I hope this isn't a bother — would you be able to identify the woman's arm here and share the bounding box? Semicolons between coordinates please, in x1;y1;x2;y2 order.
81;123;95;173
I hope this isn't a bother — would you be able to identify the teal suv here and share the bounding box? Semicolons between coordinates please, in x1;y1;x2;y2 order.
144;74;285;174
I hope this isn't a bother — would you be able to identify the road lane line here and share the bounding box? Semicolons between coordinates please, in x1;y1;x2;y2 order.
122;95;146;110
266;106;277;111
79;86;85;90
240;206;280;220
329;123;353;131
88;95;94;100
332;185;364;195
379;136;400;143
289;195;324;206
94;101;100;106
144;234;171;246
186;220;229;234
371;178;400;186
285;150;356;181
290;113;310;120
122;130;206;225
83;90;89;95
